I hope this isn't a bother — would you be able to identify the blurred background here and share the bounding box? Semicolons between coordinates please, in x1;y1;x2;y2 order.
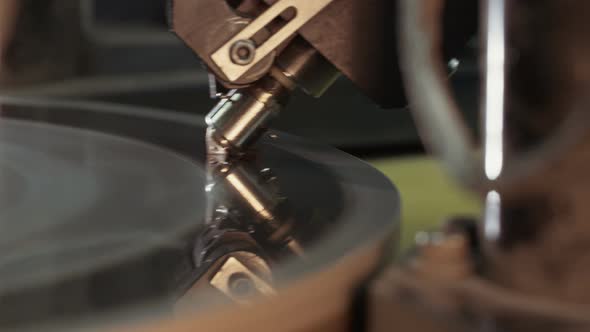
0;0;481;248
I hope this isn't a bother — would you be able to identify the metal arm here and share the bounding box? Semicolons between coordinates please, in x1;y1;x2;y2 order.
169;0;476;153
171;0;342;153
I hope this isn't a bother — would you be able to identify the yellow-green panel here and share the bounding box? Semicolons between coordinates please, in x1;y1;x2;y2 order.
369;156;482;249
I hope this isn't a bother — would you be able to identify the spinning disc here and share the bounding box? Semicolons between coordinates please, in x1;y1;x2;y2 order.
0;119;205;286
0;97;399;331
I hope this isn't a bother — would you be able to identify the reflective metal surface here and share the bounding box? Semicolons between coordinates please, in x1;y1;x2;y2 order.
0;97;399;331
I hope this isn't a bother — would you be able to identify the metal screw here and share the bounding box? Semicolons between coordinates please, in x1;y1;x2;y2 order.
230;40;256;65
229;273;256;297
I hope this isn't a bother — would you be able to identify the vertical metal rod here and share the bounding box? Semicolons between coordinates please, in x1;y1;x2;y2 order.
483;0;507;181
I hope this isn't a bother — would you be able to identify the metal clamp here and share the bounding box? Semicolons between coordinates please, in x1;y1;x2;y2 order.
211;0;334;82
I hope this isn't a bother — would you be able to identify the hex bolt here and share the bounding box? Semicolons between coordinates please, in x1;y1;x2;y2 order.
230;39;257;65
229;273;257;297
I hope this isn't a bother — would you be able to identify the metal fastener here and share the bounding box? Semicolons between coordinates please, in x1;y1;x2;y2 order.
229;273;256;297
230;39;256;65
